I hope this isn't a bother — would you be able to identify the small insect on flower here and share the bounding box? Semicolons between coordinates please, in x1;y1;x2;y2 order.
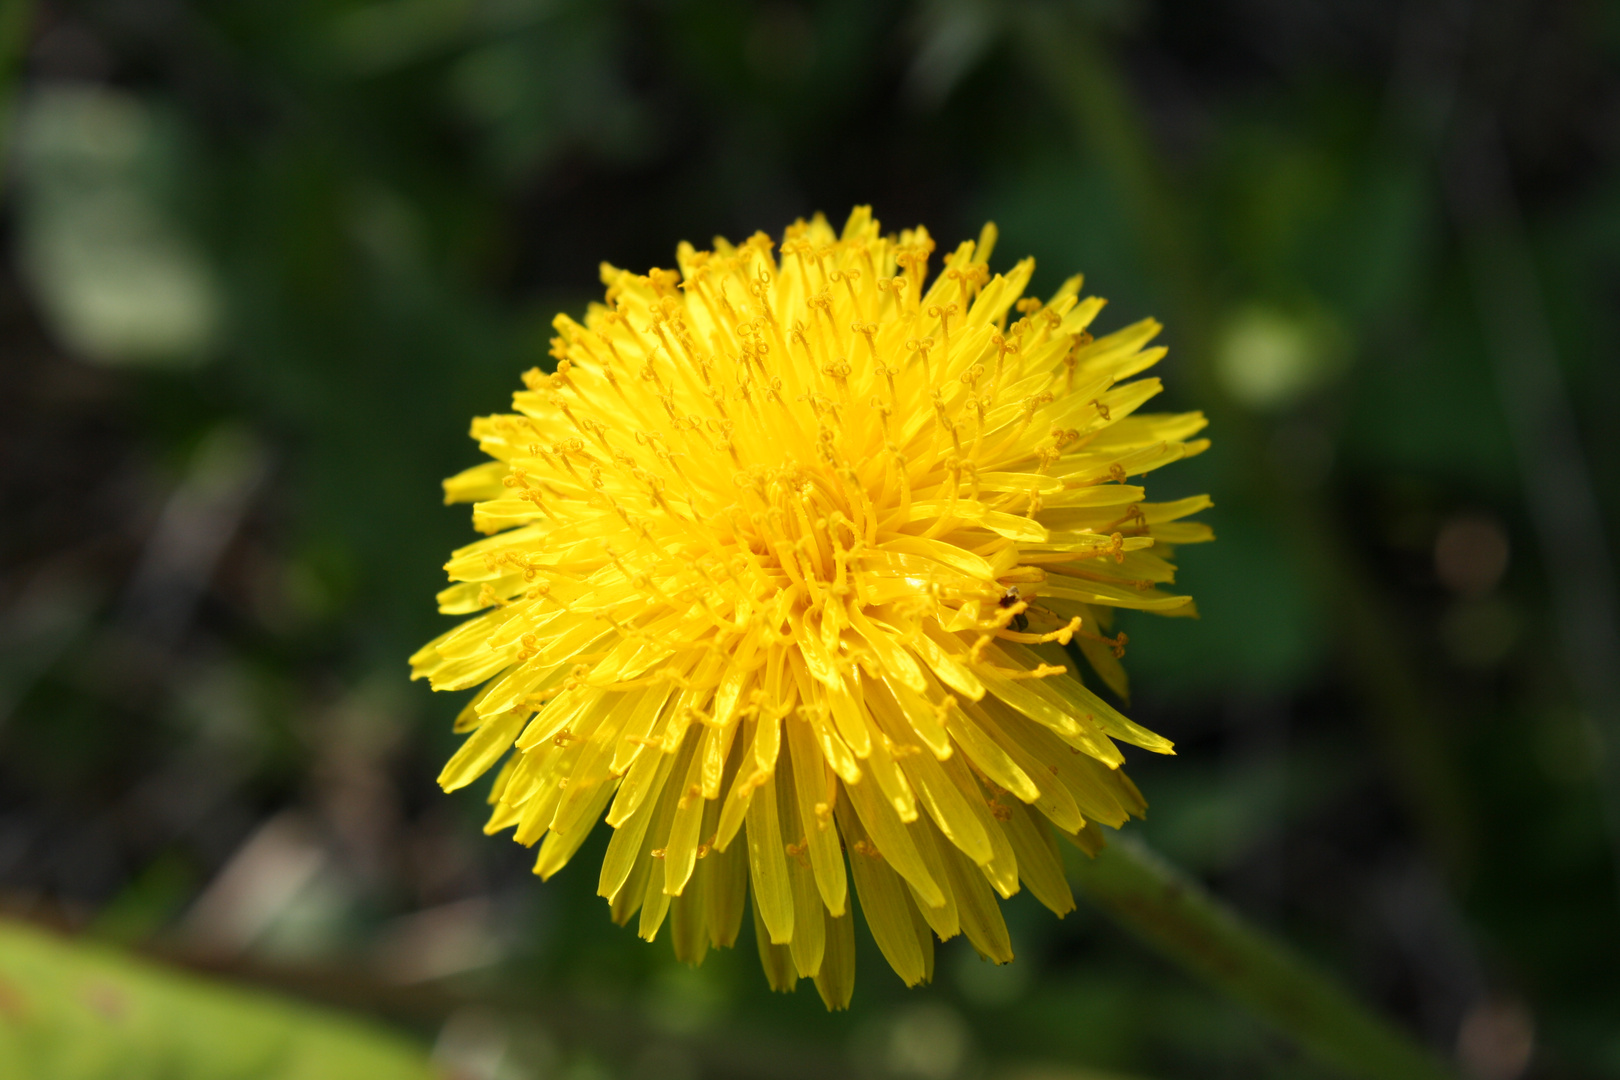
999;586;1030;633
412;208;1212;1009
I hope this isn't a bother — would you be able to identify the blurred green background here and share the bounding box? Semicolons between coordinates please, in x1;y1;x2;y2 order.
2;0;1618;1077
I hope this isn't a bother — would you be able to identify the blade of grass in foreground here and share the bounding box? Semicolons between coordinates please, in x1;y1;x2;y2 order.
1071;836;1455;1080
0;918;437;1080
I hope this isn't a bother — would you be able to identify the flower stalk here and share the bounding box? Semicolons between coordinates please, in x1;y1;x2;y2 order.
1072;835;1456;1080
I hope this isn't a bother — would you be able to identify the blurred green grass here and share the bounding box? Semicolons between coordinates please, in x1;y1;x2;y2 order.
0;918;437;1080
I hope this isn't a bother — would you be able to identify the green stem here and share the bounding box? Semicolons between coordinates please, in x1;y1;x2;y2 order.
1072;836;1456;1080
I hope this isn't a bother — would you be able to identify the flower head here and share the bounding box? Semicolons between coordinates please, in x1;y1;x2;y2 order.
412;208;1211;1008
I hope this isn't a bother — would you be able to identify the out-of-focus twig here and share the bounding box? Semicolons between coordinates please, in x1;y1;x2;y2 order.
117;426;271;650
1445;111;1620;909
1016;1;1477;880
1383;0;1620;910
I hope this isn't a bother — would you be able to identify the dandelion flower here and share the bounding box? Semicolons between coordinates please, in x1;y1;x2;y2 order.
412;208;1211;1008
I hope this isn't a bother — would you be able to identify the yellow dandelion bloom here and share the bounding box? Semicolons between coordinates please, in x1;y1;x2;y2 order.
412;208;1212;1008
